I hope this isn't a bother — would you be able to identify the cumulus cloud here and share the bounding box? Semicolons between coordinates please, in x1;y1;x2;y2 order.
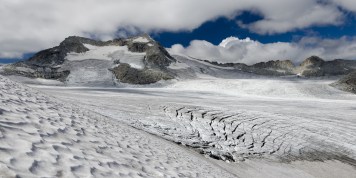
330;0;356;12
239;1;343;34
0;0;355;59
0;0;244;58
168;36;356;65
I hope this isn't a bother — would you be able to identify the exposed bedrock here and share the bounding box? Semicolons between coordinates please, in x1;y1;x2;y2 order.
199;55;356;77
331;71;356;94
110;63;174;84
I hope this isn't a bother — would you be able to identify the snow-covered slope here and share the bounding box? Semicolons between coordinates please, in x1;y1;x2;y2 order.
66;44;146;70
0;75;236;177
167;77;353;99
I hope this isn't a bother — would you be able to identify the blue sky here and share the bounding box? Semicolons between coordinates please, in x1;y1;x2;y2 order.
0;54;34;63
1;0;356;64
154;12;356;47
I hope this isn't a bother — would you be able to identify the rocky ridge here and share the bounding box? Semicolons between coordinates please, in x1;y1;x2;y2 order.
201;55;356;77
1;34;176;84
331;71;356;93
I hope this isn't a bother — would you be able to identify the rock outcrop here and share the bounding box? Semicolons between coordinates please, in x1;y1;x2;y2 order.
2;62;70;81
199;56;356;77
297;56;356;77
331;72;356;94
110;63;173;85
250;60;295;76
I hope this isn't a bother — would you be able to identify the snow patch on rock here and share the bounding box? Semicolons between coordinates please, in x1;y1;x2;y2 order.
66;44;146;67
133;37;150;43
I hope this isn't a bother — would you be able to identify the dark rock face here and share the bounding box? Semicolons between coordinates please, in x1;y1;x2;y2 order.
300;56;324;68
3;63;70;81
200;56;356;77
26;47;67;66
145;45;175;68
298;56;356;77
197;59;295;76
332;72;356;94
110;63;173;84
254;60;295;69
127;42;149;53
251;60;295;76
26;36;98;66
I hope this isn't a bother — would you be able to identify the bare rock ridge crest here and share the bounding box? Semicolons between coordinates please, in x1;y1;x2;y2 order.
201;55;356;77
202;56;356;93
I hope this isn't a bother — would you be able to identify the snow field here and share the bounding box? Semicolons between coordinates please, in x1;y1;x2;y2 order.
66;44;146;70
0;75;236;178
35;77;356;177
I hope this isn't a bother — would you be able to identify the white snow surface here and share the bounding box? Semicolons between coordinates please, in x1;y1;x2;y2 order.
167;77;354;100
66;44;145;69
0;75;237;178
168;61;190;70
66;44;120;61
61;59;116;86
132;37;150;43
6;75;64;86
109;49;145;69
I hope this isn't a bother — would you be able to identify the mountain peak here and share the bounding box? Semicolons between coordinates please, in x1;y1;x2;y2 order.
60;36;91;44
2;34;176;84
127;34;153;43
300;56;324;67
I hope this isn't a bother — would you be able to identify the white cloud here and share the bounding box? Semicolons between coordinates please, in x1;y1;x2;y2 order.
330;0;356;12
0;0;355;59
168;36;356;65
0;0;244;58
239;1;343;34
